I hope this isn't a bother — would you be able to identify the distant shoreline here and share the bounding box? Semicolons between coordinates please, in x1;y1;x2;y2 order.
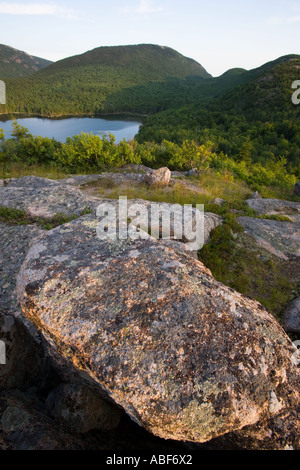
0;112;148;122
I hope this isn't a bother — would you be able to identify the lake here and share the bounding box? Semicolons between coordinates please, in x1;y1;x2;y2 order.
0;116;142;143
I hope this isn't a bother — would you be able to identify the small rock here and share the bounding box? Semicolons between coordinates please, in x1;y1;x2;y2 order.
213;198;226;206
188;168;199;176
283;296;300;333
294;182;300;196
170;170;189;178
249;191;263;200
144;167;171;187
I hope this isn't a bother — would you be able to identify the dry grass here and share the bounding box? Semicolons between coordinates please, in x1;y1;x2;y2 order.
0;163;71;180
81;169;254;207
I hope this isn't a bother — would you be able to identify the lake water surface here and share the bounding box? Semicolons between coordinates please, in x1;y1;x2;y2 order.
0;116;142;143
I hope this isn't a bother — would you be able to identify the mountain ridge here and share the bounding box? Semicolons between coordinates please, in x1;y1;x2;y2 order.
0;44;53;79
0;43;212;115
42;43;211;79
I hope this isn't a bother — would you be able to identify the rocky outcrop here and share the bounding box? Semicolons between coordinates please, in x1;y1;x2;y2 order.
238;217;300;260
246;197;300;223
61;172;146;187
15;213;300;447
240;196;300;260
0;176;99;218
238;216;300;260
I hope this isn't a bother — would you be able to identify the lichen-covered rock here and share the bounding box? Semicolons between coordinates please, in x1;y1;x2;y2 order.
223;406;300;450
0;178;98;219
4;175;59;189
238;216;300;259
61;172;146;187
45;382;121;433
206;405;300;450
16;214;300;446
144;167;171;186
246;197;300;223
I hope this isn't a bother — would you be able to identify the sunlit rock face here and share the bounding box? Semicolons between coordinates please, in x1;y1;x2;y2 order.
16;213;300;447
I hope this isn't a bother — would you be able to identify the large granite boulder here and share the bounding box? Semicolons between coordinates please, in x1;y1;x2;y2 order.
15;213;300;447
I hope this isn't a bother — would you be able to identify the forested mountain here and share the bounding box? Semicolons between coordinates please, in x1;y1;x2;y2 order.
0;44;52;78
44;44;211;79
136;54;300;175
1;44;211;115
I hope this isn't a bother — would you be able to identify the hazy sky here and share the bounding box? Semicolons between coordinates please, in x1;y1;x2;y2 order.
0;0;299;76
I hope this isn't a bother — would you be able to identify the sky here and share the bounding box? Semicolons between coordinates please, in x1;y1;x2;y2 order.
0;0;299;76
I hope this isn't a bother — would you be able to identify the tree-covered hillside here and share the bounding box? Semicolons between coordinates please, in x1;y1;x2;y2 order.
1;44;211;115
137;55;300;176
0;44;52;79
